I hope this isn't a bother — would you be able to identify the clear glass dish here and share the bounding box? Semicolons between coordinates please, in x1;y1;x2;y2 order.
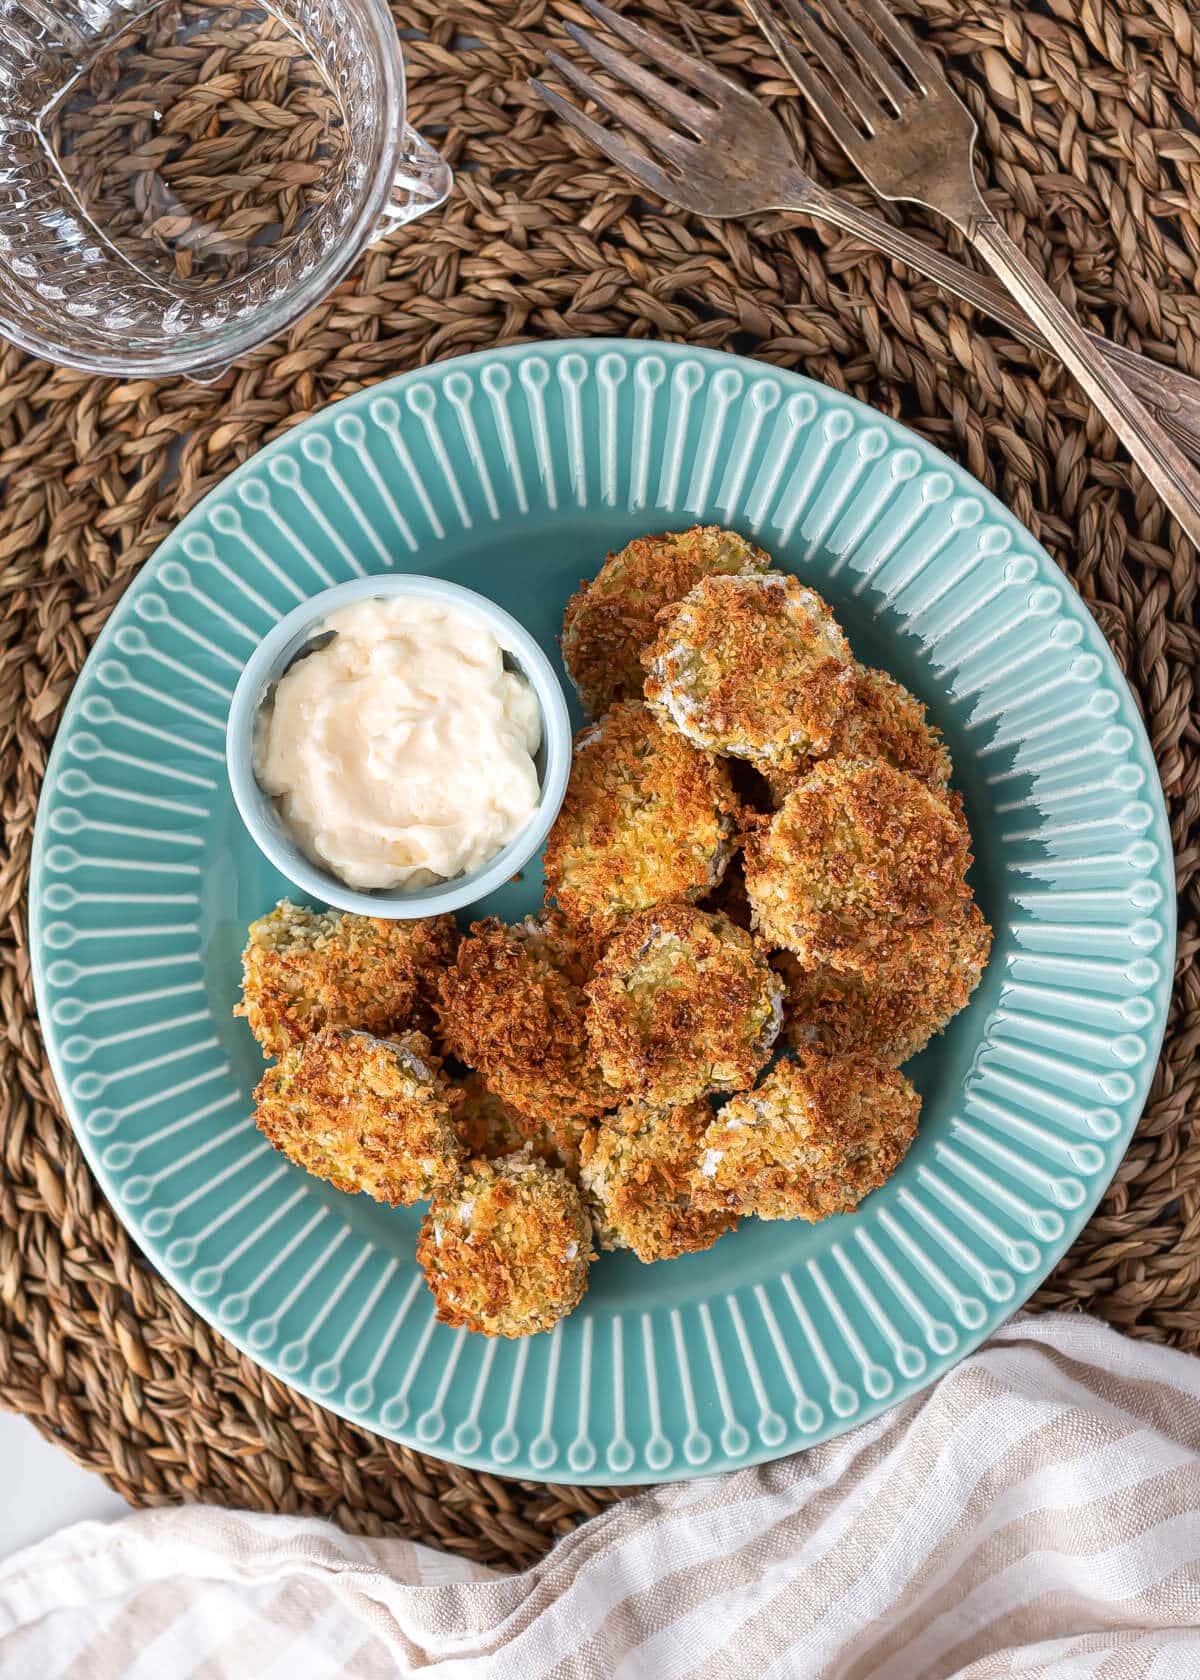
0;0;451;378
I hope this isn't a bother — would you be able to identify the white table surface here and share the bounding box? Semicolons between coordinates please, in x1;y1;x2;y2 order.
0;1412;129;1559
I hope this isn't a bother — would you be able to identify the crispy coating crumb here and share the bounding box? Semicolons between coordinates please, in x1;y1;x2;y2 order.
692;1053;920;1221
561;526;771;716
744;758;972;977
452;1072;529;1159
543;701;741;929
775;900;992;1066
417;1154;594;1337
453;1072;589;1177
580;1101;733;1261
763;665;953;806
436;912;612;1122
236;900;460;1059
586;904;783;1105
643;573;854;762
253;1028;460;1205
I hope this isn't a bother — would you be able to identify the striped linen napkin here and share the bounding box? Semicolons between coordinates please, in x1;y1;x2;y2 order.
2;1314;1198;1679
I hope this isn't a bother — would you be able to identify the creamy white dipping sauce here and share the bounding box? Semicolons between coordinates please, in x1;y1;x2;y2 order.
255;597;542;890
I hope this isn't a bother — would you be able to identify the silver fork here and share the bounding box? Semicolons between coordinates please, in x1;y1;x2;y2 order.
740;0;1200;545
531;0;1200;469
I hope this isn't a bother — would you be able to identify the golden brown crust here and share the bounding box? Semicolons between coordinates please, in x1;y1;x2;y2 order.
236;901;460;1059
436;912;613;1122
643;573;854;761
453;1072;589;1178
579;1102;733;1261
253;1028;460;1205
743;757;973;977
452;1072;529;1159
417;1155;594;1337
762;665;953;807
692;1052;920;1222
775;900;992;1066
585;904;784;1105
561;525;771;717
543;701;741;930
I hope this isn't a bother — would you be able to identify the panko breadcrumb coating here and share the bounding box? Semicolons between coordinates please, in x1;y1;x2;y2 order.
586;904;783;1106
417;1154;594;1336
453;1072;589;1177
236;901;459;1059
763;665;953;806
744;757;972;977
452;1072;529;1159
580;1101;732;1261
436;912;612;1122
543;701;741;929
253;1028;460;1205
643;572;854;763
561;525;771;717
692;1053;920;1222
776;899;992;1066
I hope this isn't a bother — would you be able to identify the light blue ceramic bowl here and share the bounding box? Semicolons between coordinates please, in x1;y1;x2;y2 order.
225;575;572;918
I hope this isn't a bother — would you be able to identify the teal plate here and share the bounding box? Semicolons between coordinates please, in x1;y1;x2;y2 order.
30;340;1174;1483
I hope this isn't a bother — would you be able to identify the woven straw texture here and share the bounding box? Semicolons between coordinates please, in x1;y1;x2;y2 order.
2;0;1198;1572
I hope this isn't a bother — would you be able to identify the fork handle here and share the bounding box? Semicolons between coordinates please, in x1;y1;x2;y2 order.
967;214;1200;548
801;187;1200;464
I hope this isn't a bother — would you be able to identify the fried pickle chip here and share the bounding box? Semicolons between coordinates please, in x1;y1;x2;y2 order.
253;1028;460;1205
452;1071;528;1158
775;899;992;1066
417;1154;594;1337
562;525;771;716
763;664;953;806
643;572;854;762
437;912;612;1122
453;1072;589;1177
693;1053;920;1221
743;757;972;977
580;1100;732;1261
237;901;459;1059
586;904;783;1105
543;701;740;929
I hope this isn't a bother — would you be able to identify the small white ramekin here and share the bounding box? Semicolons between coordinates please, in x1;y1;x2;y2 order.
225;576;572;918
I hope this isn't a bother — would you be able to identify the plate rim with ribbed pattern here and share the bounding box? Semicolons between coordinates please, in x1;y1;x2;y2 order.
29;339;1175;1484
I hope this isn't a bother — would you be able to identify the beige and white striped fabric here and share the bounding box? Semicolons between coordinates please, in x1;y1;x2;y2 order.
3;1315;1199;1679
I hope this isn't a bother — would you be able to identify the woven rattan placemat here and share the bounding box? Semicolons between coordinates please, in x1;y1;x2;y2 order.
2;0;1198;1571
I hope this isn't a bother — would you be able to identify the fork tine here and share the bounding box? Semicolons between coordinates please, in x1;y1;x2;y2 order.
740;0;879;151
545;49;697;169
837;0;945;92
805;0;911;108
755;0;888;132
579;0;743;103
530;78;682;202
562;19;709;132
